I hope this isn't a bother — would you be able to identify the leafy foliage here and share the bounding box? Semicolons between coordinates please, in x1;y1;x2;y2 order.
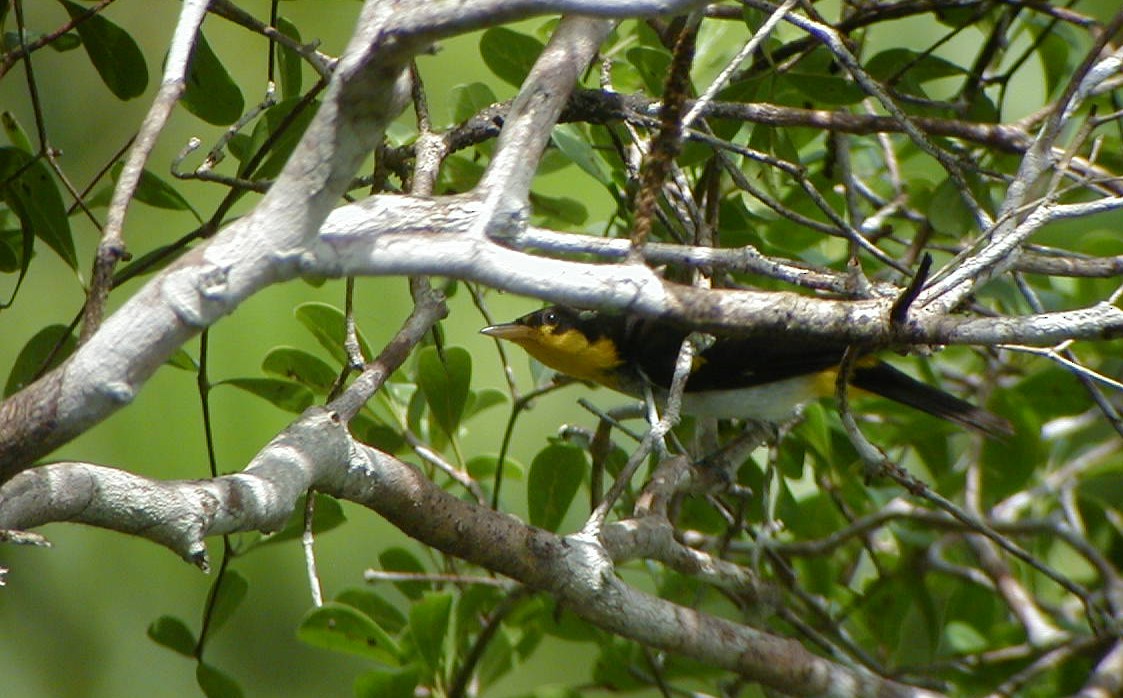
3;3;1123;698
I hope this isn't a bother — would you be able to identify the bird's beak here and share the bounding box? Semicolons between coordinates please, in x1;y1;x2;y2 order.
479;322;535;341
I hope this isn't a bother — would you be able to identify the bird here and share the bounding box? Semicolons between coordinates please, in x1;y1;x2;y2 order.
480;305;1012;438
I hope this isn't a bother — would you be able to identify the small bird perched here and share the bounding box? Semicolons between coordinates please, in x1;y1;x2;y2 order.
481;305;1012;438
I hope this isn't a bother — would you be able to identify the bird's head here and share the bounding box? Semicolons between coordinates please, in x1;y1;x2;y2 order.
480;306;624;386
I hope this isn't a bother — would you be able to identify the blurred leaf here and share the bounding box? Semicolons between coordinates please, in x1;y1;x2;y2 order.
294;302;372;367
0;227;24;274
203;570;248;638
378;547;430;600
147;615;197;657
417;345;472;437
943;620;989;653
479;27;543;88
4;324;75;397
336;588;408;634
478;625;514;688
794;402;832;466
241;97;319;180
786;72;866;105
551;124;612;186
0;147;76;269
928;178;975;238
60;0;147;100
466;454;524;481
438;153;486;192
275;16;303;100
181;30;244;125
982;390;1042;500
529;191;587;225
262;346;338;393
220;377;314;413
297;602;402;664
2;28;80;53
353;667;419;698
935;4;987;27
865;48;964;85
450;82;498;124
783;491;846;540
256;493;346;548
351;413;407;454
464;387;507;419
1078;473;1123;509
527;443;587;532
1;111;33;152
109;162;198;217
409;591;453;673
196;662;243;698
626;46;671;94
593;639;645;690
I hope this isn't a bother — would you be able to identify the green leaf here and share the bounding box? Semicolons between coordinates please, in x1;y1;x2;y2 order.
204;570;248;637
219;377;314;413
262;346;338;393
354;667;419;698
109;162;197;216
477;624;514;688
409;591;453;673
479;27;544;88
196;662;244;698
336;588;408;634
4;324;76;397
450;82;498;124
256;493;346;547
0;227;24;274
786;72;866;105
351;413;406;454
165;348;198;371
241;97;319;180
1;111;33;152
274;17;303;100
293;301;372;366
297;601;401;664
416;346;472;437
2;28;80;53
928;178;975;238
527;443;588;532
181;30;244;125
438;153;485;191
551;124;612;186
0;147;77;269
865;49;964;85
377;547;430;600
463;387;507;420
466;454;524;481
626;46;671;94
529;191;587;226
943;621;988;653
60;0;147;100
147;615;197;657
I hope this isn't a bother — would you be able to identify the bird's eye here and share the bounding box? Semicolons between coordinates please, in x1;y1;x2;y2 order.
542;310;558;326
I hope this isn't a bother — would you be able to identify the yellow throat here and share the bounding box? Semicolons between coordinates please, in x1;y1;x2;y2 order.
482;323;623;386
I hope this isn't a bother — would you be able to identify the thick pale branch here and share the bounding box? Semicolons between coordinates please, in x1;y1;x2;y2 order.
0;409;350;568
474;17;612;229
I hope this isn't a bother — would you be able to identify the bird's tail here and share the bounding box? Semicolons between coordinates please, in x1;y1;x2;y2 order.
852;362;1013;439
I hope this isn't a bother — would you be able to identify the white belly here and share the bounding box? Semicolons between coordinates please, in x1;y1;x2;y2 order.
678;375;821;420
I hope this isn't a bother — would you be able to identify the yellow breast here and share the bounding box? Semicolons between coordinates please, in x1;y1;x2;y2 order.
516;327;624;387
